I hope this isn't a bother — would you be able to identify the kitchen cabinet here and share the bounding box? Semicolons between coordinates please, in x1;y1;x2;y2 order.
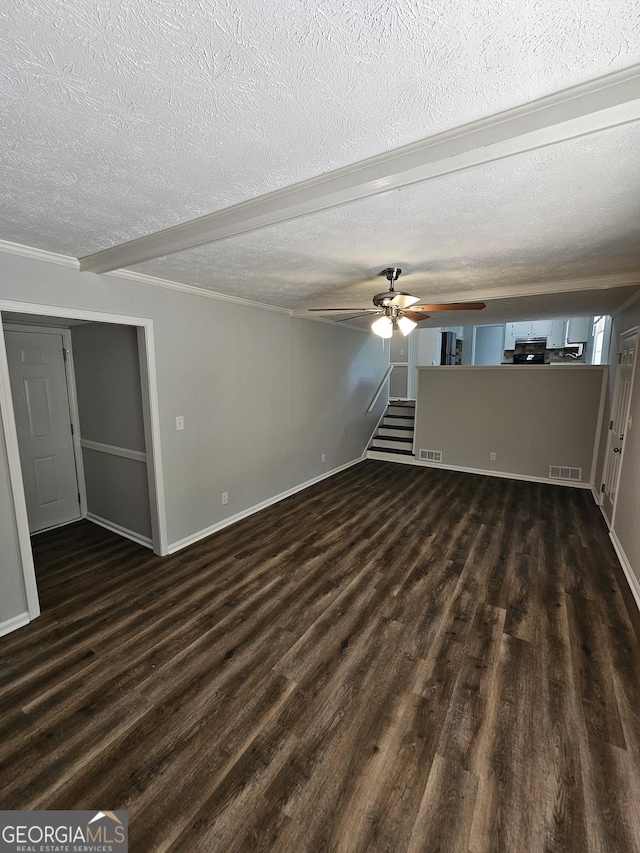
531;320;552;337
505;322;526;350
504;320;550;350
566;316;591;343
547;318;566;348
493;315;593;352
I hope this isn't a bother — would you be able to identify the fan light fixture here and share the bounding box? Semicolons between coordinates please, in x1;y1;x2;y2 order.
397;315;417;336
307;265;486;336
371;315;393;338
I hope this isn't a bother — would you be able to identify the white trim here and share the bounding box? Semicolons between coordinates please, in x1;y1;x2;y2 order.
103;268;292;316
610;326;639;530
3;239;638;323
86;512;153;550
0;330;40;618
167;457;363;554
0;611;31;638
591;484;603;506
365;450;592;488
0;299;168;557
80;439;146;463
590;367;608;488
609;530;640;615
0;244;292;317
79;63;640;274
0;240;79;269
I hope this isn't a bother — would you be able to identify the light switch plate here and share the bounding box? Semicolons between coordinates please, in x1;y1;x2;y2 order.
176;416;184;431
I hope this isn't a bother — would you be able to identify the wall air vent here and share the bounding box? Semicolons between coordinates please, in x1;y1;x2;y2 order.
419;449;442;462
549;466;582;482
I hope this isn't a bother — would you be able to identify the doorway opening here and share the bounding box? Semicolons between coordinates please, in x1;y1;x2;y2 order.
0;301;167;625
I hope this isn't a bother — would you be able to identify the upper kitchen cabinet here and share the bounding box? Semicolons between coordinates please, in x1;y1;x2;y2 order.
504;317;591;350
505;321;550;350
566;316;591;344
547;319;567;348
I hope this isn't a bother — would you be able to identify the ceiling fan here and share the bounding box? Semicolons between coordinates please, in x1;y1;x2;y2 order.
308;268;486;338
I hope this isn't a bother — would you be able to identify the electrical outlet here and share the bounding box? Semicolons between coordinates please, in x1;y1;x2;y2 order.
221;492;228;505
321;454;326;463
490;452;497;460
175;416;184;431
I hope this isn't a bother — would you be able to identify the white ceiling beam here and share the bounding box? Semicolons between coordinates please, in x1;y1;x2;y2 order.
80;63;640;275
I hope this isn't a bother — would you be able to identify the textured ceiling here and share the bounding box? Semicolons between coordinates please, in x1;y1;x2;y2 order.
1;0;640;321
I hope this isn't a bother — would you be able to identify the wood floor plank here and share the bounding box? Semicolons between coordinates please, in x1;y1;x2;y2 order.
1;460;640;852
407;753;479;853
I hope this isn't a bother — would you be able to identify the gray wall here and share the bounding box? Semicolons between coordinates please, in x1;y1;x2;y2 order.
415;365;605;482
0;416;27;629
0;252;388;563
71;323;151;539
72;323;146;451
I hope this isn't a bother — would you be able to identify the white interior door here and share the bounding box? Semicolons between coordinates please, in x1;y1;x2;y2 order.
5;330;81;533
602;328;637;524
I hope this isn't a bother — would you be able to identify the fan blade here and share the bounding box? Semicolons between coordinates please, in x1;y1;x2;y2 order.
308;307;374;313
336;312;381;322
403;311;431;323
389;294;421;309
411;302;486;312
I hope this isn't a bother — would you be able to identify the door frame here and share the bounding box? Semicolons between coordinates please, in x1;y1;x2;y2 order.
601;325;638;525
0;300;168;621
4;324;88;526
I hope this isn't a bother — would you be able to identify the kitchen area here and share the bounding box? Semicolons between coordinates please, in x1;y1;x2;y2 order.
399;314;610;400
414;315;608;368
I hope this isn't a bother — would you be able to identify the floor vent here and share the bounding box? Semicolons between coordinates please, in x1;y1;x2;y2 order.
419;449;442;462
549;465;582;482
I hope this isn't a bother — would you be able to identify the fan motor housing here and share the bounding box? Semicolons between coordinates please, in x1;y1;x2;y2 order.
372;290;412;307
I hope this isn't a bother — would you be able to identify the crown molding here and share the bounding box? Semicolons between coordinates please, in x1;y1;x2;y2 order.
447;272;640;305
0;239;292;316
102;268;292;315
78;62;640;275
0;239;79;268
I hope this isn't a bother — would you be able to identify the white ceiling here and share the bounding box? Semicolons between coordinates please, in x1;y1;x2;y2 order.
1;0;640;327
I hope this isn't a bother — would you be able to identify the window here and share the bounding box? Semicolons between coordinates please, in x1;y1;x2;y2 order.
592;315;608;364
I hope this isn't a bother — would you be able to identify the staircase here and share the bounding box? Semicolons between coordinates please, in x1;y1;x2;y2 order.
367;400;415;459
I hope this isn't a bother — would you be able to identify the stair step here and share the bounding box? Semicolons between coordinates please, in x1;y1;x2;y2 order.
387;405;415;416
378;426;413;437
383;415;414;425
372;436;413;449
369;446;415;456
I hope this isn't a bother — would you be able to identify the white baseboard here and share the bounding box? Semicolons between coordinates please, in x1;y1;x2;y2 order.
365;451;592;488
86;512;153;550
0;611;30;638
168;457;363;554
609;530;640;615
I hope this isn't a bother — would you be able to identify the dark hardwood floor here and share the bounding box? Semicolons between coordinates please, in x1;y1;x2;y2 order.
2;459;640;852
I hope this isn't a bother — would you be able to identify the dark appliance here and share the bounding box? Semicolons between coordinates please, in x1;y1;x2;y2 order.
513;353;545;364
440;331;457;365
